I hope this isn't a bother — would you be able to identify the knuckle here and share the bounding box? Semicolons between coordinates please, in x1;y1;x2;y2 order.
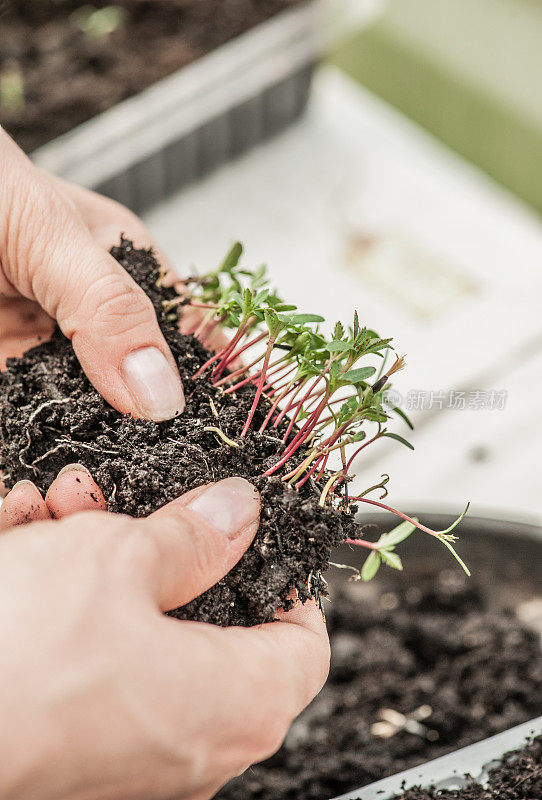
163;511;216;580
70;273;155;339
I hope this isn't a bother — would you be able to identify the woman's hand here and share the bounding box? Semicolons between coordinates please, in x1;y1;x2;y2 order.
0;474;330;800
0;128;185;422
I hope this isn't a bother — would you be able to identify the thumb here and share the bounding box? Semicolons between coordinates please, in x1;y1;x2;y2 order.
0;133;185;421
137;477;261;611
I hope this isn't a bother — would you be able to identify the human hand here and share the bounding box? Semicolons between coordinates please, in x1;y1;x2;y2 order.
0;128;185;422
0;473;330;800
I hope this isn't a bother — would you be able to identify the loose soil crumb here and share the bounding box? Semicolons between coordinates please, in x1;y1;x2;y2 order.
399;735;542;799
1;0;304;153
216;571;542;799
0;239;353;626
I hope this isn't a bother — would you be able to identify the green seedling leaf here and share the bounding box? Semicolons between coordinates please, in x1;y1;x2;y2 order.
327;340;352;353
220;242;243;272
380;550;403;571
361;550;381;581
264;309;280;333
344;367;377;383
379;519;417;548
0;68;24;112
382;432;415;450
391;406;414;430
289;313;325;324
353;311;360;338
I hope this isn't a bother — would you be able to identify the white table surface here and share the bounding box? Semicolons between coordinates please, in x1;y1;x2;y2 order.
145;66;542;525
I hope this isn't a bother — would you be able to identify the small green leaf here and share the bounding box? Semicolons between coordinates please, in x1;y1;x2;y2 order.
327;340;351;353
382;432;415;450
344;367;376;384
264;309;280;332
391;406;414;430
221;242;243;272
380;550;403;571
361;551;381;581
290;313;325;324
353;311;360;337
379;519;416;548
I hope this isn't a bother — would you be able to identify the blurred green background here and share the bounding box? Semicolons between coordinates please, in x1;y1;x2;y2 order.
331;0;542;215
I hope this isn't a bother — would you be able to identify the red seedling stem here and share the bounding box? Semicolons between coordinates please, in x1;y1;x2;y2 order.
193;316;256;380
241;329;281;437
258;377;301;432
265;393;330;475
281;375;323;442
347;497;441;539
221;330;267;368
344;538;380;550
345;428;382;473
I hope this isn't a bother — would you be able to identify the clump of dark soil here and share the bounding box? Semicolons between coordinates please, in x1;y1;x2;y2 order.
0;239;352;626
0;0;303;153
216;570;542;799
400;735;542;799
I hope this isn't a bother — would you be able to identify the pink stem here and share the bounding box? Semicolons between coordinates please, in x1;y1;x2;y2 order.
345;538;379;550
281;376;323;443
221;331;267;367
346;429;382;473
348;498;437;537
241;331;280;437
259;379;300;433
193;323;247;379
265;395;329;476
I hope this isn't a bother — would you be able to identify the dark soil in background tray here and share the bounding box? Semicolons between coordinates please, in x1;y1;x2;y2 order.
400;735;542;799
0;239;352;627
216;570;542;799
0;0;304;153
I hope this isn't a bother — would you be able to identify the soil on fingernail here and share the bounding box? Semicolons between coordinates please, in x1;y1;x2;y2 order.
0;238;354;626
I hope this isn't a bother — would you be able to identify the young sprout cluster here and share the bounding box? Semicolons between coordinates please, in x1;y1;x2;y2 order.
175;243;469;577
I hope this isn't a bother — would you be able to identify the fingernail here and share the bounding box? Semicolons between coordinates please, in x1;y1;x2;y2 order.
187;477;260;539
58;463;91;477
121;347;185;422
12;480;38;491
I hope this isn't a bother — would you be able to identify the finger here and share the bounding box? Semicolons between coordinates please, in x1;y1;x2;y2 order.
0;481;51;530
45;464;107;519
134;477;260;611
224;601;330;755
49;177;176;273
158;598;329;772
0;133;185;422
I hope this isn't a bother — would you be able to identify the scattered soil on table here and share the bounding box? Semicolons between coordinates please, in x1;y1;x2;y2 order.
216;570;542;799
0;0;304;153
0;238;353;627
400;735;542;799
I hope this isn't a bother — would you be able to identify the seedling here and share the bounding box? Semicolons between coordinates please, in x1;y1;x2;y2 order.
70;5;126;38
0;64;24;114
178;243;470;578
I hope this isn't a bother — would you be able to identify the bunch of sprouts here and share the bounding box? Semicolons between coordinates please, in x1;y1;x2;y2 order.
171;243;469;580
